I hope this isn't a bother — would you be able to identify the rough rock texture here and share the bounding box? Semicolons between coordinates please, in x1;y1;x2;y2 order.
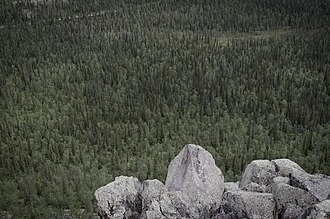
273;183;319;218
224;182;239;192
141;179;166;205
94;144;330;219
290;172;330;202
272;176;290;185
158;191;200;218
241;182;266;193
165;144;224;216
301;199;330;219
239;160;276;189
95;176;142;219
222;190;275;219
271;159;305;176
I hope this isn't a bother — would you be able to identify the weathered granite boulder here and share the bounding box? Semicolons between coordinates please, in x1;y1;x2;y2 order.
222;190;275;219
94;176;142;219
140;179;167;219
141;190;201;219
165;144;224;217
290;172;330;202
141;200;165;219
158;191;200;218
141;179;167;206
224;182;239;192
273;183;318;218
271;159;305;177
239;160;276;189
301;199;330;219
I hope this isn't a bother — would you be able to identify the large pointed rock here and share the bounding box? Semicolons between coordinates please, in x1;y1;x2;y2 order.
165;144;224;217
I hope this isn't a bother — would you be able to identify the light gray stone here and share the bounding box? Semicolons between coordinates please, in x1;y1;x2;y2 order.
141;179;167;204
224;182;240;192
273;183;318;218
273;176;290;185
165;144;224;216
94;176;142;219
290;172;330;202
241;182;266;193
222;190;275;219
239;160;276;188
271;159;305;177
301;199;330;219
159;191;200;219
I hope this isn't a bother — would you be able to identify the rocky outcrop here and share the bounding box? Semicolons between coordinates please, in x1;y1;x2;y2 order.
94;144;330;219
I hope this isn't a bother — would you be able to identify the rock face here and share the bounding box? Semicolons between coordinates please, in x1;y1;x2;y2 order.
95;176;142;219
94;144;330;219
222;190;275;219
239;160;276;189
165;144;225;216
301;199;330;219
273;183;318;218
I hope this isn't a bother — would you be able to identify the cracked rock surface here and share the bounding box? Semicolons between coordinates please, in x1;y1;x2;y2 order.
95;144;330;219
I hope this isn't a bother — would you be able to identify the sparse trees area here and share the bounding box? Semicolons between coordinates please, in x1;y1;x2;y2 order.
0;0;329;217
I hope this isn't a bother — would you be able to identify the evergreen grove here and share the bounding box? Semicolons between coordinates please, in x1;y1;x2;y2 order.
0;0;329;217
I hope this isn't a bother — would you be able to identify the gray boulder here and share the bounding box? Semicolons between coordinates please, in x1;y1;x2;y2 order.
271;159;305;177
301;199;330;219
222;190;275;219
158;191;200;219
290;172;330;202
224;182;239;192
141;179;167;206
94;176;142;219
141;200;165;219
273;183;318;218
239;160;276;189
141;191;200;219
165;144;224;216
140;179;167;219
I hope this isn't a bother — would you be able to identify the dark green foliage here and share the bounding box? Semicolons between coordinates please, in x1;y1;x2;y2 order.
0;0;329;217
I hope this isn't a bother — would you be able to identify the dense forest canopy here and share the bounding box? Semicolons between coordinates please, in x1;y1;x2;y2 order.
0;0;329;217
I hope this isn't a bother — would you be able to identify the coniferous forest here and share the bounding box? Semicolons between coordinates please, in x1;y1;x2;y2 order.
0;0;329;217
